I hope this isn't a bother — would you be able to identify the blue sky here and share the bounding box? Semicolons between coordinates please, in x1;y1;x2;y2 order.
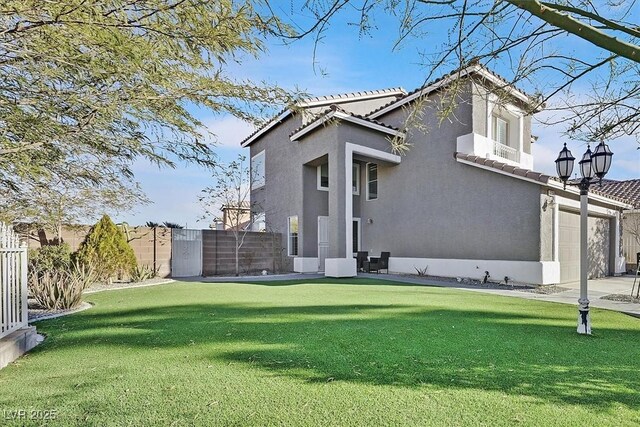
118;6;640;227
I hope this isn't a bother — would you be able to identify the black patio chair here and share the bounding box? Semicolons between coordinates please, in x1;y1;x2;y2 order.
366;252;390;274
355;251;369;272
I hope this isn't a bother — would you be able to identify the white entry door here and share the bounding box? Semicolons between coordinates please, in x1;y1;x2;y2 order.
318;216;329;272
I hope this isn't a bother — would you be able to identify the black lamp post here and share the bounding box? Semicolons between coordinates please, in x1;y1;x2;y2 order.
555;141;613;334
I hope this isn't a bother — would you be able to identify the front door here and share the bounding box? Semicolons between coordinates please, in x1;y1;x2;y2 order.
318;216;329;272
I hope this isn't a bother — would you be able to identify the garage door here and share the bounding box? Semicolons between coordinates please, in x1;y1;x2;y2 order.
558;210;610;283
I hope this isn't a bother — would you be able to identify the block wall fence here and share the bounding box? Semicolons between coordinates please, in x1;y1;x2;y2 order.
25;226;286;278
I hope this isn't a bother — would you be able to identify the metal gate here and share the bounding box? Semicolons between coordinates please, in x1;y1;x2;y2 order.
171;229;202;277
1;222;28;339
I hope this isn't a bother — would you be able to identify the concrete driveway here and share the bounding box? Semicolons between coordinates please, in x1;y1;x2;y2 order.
537;275;640;316
360;273;640;316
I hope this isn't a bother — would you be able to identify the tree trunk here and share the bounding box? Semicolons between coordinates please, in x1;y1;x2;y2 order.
235;242;239;277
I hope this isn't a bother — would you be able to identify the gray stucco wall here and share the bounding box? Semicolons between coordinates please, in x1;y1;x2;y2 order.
250;79;546;269
358;82;543;261
250;115;362;265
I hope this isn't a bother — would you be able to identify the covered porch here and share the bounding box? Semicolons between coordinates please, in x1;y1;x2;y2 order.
292;125;402;277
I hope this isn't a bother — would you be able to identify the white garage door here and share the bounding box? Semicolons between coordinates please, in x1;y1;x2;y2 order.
558;210;610;283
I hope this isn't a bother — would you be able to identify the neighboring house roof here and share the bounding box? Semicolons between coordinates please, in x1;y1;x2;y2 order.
240;87;407;147
222;201;251;210
367;63;538;120
455;152;632;208
598;179;640;208
289;105;405;142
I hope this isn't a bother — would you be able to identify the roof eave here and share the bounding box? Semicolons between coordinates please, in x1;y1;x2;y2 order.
455;153;632;209
290;111;405;142
369;64;538;120
240;110;292;148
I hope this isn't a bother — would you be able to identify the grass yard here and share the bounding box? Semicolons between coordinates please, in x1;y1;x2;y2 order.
1;278;639;426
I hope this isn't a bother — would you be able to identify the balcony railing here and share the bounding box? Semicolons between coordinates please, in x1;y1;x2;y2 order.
492;140;520;163
456;133;533;170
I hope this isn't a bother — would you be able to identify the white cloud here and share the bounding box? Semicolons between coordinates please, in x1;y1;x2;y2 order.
199;115;256;148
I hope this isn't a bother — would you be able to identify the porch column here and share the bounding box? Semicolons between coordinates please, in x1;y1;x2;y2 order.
325;146;356;277
327;148;347;259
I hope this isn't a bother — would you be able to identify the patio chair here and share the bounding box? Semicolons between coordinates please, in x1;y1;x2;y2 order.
355;251;369;272
365;252;390;274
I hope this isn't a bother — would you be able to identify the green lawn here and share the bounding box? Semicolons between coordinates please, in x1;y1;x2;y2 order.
1;279;639;426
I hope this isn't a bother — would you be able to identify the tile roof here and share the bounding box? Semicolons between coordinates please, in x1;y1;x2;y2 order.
455;153;552;183
289;105;402;140
239;87;406;147
455;152;633;206
222;201;251;210
301;87;406;106
597;179;640;208
366;63;537;119
239;107;290;147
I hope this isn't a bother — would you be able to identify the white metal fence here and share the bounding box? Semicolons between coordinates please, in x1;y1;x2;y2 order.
0;222;28;339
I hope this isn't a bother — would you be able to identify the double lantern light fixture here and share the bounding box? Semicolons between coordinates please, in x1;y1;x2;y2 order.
554;140;613;335
555;141;614;187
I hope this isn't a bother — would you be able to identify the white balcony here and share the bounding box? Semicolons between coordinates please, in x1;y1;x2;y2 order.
456;133;533;170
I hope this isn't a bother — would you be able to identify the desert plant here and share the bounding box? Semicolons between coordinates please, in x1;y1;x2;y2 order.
76;215;137;283
483;271;491;284
28;261;97;310
129;265;159;283
29;243;72;273
414;266;429;276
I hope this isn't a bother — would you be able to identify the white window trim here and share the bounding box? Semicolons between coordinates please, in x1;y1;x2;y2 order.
317;163;329;191
251;150;265;190
287;215;299;257
493;115;509;146
352;163;360;195
366;162;378;201
487;96;524;151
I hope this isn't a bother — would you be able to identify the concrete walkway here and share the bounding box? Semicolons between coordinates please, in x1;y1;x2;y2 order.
360;273;640;316
182;272;640;316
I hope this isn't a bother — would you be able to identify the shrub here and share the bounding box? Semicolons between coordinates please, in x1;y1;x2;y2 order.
129;265;159;282
29;262;97;310
76;215;137;282
29;243;72;273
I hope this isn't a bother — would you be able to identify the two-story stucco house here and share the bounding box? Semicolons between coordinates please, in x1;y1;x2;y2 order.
242;64;629;284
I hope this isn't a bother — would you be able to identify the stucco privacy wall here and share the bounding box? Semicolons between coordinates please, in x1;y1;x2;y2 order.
201;230;284;276
358;82;543;262
25;226;172;278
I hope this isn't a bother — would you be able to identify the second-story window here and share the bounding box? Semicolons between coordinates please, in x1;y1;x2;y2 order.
493;115;509;146
251;150;265;190
317;163;329;191
366;163;378;200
